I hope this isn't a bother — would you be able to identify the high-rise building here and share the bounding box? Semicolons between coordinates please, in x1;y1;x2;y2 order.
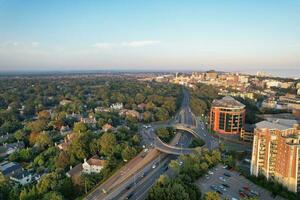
205;70;218;81
210;96;245;134
250;119;300;192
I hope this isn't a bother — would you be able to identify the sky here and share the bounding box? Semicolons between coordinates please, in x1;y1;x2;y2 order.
0;0;299;76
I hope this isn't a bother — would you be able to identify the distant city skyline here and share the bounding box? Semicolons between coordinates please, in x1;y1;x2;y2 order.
0;0;299;76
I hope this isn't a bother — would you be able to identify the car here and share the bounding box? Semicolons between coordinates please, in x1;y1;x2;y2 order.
163;166;168;171
250;190;259;196
144;148;149;153
239;191;246;197
216;190;223;195
210;185;218;191
152;164;156;169
222;183;230;188
223;172;231;177
219;176;226;182
125;193;134;199
243;186;250;191
179;161;183;166
222;165;228;169
231;197;239;200
218;185;227;192
208;171;214;175
125;185;132;190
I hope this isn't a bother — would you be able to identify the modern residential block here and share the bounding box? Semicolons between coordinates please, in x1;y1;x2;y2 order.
250;119;300;192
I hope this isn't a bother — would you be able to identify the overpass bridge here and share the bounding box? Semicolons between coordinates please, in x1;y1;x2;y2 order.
151;123;205;155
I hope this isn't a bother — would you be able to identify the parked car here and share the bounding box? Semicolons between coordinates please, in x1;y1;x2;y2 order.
222;183;230;188
239;191;246;197
218;185;227;192
224;172;231;177
250;190;259;196
243;186;250;191
210;185;218;191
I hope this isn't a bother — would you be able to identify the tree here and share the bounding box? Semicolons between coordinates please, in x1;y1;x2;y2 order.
67;132;94;162
36;172;72;196
29;132;52;148
154;108;169;121
219;143;226;152
26;119;47;133
145;101;155;111
14;129;25;141
135;93;145;104
38;110;51;120
156;127;174;143
148;175;190;200
0;173;10;200
169;160;180;175
73;122;88;133
203;191;221;200
122;145;137;161
19;187;39;200
56;151;70;169
42;192;64;200
224;155;235;168
100;132;117;156
143;111;152;122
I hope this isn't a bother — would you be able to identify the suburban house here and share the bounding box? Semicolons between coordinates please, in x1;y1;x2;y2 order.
59;99;72;106
60;125;72;136
80;117;97;128
137;103;146;110
66;155;106;184
66;113;82;121
0;161;22;177
0;141;25;158
119;109;141;120
66;163;83;183
102;123;113;132
57;133;76;151
82;155;106;174
110;103;123;110
95;107;110;113
10;170;32;185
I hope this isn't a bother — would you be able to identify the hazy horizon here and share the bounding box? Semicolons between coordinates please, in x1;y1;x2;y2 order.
1;67;299;79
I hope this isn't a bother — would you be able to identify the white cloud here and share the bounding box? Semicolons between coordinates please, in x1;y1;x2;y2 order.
31;42;40;48
1;41;40;48
92;40;160;49
93;42;115;49
122;40;160;47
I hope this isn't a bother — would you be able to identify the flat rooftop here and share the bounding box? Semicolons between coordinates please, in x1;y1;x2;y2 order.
255;118;299;131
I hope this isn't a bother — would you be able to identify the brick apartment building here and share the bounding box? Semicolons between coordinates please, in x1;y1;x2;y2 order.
250;119;300;192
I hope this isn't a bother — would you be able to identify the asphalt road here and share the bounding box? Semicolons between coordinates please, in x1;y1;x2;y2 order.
115;132;193;200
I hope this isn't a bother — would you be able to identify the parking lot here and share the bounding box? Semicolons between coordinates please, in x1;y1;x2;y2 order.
196;165;286;200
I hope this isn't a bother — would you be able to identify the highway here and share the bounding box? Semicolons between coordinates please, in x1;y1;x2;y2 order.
84;88;218;200
113;132;193;200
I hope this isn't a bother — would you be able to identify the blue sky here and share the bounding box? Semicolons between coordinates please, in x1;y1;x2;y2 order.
0;0;299;74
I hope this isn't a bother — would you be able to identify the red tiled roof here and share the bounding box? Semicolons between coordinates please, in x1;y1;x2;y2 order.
86;155;106;167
